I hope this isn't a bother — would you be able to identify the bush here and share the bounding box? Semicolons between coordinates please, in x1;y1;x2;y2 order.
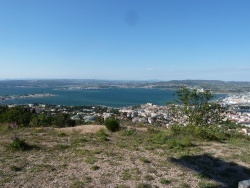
170;124;184;135
9;136;33;151
104;118;120;132
151;131;168;145
170;124;229;142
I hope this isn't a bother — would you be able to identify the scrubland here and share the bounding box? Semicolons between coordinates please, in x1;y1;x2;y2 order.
0;124;250;188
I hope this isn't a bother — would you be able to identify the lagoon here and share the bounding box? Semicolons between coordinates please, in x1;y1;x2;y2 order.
0;87;226;107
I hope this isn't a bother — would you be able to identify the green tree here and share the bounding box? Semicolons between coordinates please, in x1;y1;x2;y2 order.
52;114;76;127
29;114;53;127
172;86;225;126
2;107;32;126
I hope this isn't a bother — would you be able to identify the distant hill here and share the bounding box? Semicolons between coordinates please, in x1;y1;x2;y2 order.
0;79;250;93
155;80;250;93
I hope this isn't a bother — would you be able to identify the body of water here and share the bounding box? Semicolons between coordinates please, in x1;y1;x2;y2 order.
0;87;226;107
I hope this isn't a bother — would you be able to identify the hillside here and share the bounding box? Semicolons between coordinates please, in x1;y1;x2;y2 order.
0;125;250;188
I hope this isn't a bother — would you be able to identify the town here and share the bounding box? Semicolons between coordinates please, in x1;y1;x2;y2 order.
2;92;250;136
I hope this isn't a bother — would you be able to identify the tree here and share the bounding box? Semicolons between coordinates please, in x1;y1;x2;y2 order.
29;114;53;127
2;106;32;126
172;86;225;126
52;114;76;127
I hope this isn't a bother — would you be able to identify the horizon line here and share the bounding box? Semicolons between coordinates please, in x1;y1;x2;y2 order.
0;78;250;82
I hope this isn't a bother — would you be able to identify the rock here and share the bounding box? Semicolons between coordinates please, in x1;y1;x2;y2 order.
239;179;250;188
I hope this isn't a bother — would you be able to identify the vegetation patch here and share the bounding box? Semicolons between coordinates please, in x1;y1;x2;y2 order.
8;136;36;151
104;117;120;132
160;178;171;185
85;156;98;164
136;183;153;188
121;168;141;181
91;165;100;171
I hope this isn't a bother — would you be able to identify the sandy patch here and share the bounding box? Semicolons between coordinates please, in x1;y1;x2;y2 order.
56;125;106;134
127;126;148;132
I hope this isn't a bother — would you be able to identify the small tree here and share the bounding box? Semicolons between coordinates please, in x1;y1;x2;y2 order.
104;117;120;132
172;86;225;126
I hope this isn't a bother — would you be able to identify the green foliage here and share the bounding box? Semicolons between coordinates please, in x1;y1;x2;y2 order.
85;156;98;164
52;114;76;127
95;116;104;125
115;185;130;188
0;124;10;132
9;136;33;151
172;86;225;126
169;124;183;135
170;124;229;141
140;157;151;163
146;124;239;151
121;128;137;136
151;131;169;145
95;129;109;141
148;130;193;150
91;165;100;171
121;168;141;181
144;174;154;181
222;121;244;129
104;117;120;132
166;137;192;150
29;114;53;127
0;106;33;126
71;177;92;188
136;183;152;188
160;178;171;185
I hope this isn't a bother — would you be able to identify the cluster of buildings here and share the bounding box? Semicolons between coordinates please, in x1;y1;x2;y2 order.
221;93;250;105
225;111;250;127
220;93;250;127
119;103;186;127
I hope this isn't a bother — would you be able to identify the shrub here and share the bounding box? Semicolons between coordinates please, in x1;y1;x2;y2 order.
170;124;230;142
9;136;33;151
104;118;120;132
170;124;184;135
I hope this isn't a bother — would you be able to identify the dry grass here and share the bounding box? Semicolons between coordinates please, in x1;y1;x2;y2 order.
56;125;107;134
0;125;249;188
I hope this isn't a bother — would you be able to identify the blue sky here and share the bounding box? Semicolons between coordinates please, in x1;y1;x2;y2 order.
0;0;249;81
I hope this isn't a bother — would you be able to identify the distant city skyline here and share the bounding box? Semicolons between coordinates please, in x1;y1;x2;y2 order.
0;0;250;81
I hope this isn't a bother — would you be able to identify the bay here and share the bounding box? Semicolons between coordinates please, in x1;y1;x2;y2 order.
0;87;226;107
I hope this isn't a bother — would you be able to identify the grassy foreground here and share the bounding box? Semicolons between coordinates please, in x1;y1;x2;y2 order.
0;125;250;188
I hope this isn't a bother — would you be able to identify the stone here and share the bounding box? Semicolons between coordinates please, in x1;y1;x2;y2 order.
239;179;250;188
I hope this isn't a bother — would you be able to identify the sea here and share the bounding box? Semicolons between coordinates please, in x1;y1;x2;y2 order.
0;87;227;108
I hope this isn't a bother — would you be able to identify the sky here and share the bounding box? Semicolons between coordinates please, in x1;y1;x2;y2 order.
0;0;250;81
